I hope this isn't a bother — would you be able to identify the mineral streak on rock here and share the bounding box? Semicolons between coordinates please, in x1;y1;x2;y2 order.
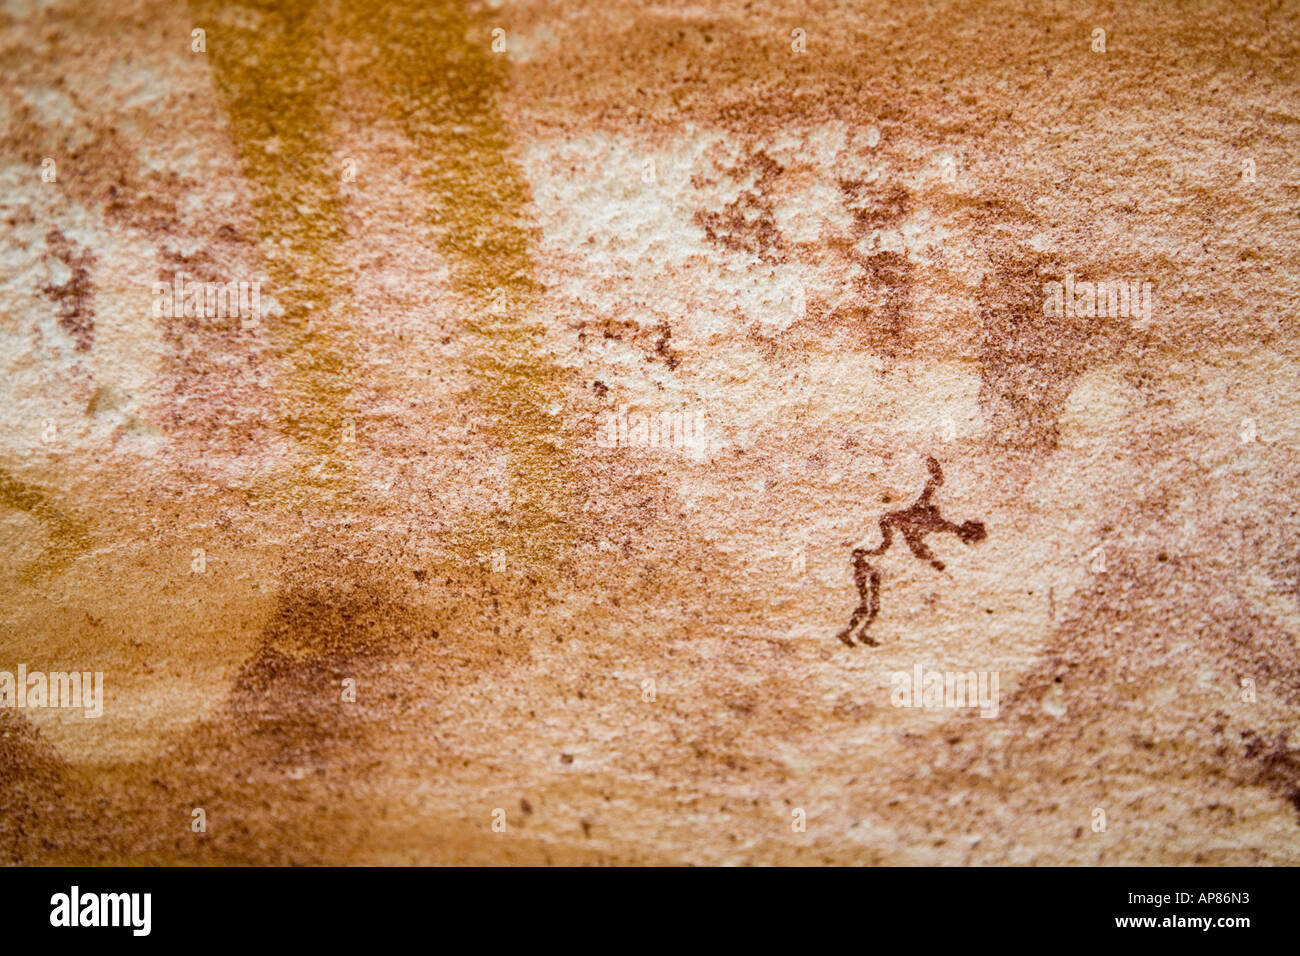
355;0;583;571
190;0;357;489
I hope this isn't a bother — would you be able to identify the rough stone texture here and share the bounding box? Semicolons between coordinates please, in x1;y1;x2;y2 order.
1;0;1298;864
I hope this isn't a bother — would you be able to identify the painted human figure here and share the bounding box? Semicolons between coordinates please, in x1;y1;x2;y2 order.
836;456;987;647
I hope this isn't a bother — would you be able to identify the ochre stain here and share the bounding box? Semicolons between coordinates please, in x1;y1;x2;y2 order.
193;0;579;565
190;0;356;491
0;468;91;582
357;0;581;570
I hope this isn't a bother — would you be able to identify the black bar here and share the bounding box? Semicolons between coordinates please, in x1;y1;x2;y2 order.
0;866;1283;944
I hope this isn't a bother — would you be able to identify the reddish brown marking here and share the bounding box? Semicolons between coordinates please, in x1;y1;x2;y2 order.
837;457;987;646
41;229;95;351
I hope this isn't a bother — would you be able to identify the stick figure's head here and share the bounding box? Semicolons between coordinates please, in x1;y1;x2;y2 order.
958;520;987;544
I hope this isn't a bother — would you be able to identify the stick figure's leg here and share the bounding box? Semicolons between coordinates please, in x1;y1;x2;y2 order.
852;565;881;646
836;549;882;647
835;609;867;647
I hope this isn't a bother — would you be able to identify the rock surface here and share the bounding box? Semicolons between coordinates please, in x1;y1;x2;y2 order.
1;0;1298;864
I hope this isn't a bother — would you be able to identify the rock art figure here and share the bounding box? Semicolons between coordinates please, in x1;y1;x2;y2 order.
836;456;987;647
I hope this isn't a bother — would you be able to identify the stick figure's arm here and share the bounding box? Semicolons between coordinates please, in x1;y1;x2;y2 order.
901;528;946;571
917;456;944;505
